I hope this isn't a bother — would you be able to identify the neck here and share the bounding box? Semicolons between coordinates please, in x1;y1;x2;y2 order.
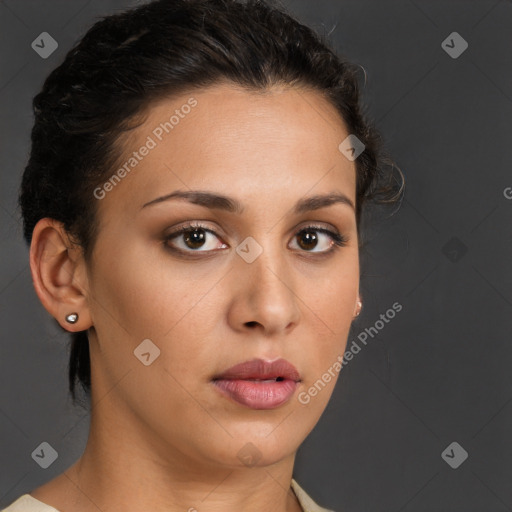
46;399;303;512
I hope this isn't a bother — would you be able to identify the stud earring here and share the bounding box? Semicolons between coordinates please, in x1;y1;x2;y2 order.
65;313;79;324
354;300;362;317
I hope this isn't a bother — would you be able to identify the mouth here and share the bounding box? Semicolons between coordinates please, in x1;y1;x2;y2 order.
211;358;301;410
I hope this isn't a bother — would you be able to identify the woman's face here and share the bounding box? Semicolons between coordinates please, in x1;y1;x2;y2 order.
84;82;360;470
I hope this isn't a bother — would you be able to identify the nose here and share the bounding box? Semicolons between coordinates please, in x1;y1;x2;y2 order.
226;239;301;336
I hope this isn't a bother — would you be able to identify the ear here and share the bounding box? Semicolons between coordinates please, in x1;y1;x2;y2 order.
353;292;362;319
29;218;93;332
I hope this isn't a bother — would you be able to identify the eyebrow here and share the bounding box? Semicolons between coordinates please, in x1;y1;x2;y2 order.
141;190;355;214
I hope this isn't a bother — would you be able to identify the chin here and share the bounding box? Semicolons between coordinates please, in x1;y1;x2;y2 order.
208;431;300;469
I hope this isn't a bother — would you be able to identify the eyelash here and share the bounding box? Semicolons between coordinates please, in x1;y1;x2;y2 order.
163;221;348;257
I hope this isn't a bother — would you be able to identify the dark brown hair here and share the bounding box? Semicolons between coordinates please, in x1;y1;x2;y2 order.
19;0;404;408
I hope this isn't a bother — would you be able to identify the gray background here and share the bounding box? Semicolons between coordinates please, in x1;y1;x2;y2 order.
1;0;511;511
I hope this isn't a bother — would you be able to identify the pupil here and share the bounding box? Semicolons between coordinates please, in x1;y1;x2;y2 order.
298;231;317;250
184;228;206;249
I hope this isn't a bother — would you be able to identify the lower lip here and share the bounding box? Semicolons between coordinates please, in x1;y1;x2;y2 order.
212;379;299;409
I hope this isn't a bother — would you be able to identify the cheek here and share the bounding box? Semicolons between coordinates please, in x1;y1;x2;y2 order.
88;239;222;378
302;260;359;330
87;243;214;417
90;239;185;339
296;263;358;396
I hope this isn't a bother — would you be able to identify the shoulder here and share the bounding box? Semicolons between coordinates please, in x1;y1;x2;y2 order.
1;494;61;512
291;478;336;512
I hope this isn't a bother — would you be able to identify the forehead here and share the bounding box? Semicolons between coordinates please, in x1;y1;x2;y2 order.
96;82;356;218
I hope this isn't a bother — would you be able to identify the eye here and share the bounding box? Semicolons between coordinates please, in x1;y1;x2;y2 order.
163;222;348;255
290;225;348;253
164;222;227;253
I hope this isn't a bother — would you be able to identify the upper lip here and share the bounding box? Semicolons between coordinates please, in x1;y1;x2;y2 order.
212;358;301;382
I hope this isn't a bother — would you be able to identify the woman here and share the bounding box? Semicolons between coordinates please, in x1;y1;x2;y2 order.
2;0;402;511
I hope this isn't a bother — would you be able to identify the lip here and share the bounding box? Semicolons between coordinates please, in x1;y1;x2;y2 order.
212;358;301;410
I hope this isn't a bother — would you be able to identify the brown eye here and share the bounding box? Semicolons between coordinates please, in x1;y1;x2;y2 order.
290;226;348;253
163;222;347;257
181;227;207;250
296;230;319;251
164;222;227;253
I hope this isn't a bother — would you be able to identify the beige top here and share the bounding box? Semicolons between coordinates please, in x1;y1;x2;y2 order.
1;478;334;512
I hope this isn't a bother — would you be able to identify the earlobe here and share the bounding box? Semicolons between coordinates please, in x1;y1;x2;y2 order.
353;294;362;318
29;218;92;332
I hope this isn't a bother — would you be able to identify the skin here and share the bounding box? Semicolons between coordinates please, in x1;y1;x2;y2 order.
28;82;361;512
